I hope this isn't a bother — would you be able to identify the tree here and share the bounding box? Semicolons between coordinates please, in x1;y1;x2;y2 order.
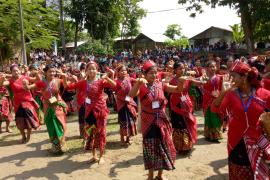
230;24;244;46
59;0;66;56
83;0;123;43
164;24;182;40
165;37;189;48
120;0;146;40
0;0;58;62
66;0;87;52
178;0;270;53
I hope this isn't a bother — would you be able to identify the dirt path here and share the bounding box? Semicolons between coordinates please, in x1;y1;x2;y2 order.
0;111;228;180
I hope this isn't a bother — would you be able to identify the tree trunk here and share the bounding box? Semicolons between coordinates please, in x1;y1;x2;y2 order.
74;20;79;54
121;24;124;50
239;1;254;54
59;0;66;58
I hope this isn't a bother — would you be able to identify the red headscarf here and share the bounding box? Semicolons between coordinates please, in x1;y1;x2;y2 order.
231;61;261;88
230;61;251;75
142;60;156;72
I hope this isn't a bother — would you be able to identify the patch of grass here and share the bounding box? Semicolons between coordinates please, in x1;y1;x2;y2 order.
107;112;119;133
66;138;84;153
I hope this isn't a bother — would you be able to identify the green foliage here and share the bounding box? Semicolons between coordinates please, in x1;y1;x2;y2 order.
230;24;244;44
165;37;190;48
76;39;114;56
0;0;58;61
164;24;182;40
83;0;123;41
178;0;270;52
120;0;146;38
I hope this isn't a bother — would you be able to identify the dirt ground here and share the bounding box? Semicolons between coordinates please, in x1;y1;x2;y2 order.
0;110;228;180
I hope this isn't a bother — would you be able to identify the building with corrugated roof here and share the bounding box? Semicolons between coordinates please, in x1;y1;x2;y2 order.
189;26;233;48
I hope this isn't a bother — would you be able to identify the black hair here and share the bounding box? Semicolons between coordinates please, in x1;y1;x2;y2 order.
265;58;270;66
43;64;55;72
173;61;184;70
220;64;227;70
205;60;216;67
80;63;86;71
252;61;265;73
29;64;38;71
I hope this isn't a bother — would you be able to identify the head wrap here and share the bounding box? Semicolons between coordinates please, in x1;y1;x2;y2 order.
231;61;261;88
230;61;251;75
142;60;156;72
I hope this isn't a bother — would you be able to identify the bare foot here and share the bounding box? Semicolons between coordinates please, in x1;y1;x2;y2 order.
6;128;12;133
89;157;99;163
98;157;105;165
21;137;27;144
126;139;133;145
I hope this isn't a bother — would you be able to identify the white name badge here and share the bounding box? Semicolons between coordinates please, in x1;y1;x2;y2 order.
125;96;131;102
181;95;187;102
85;98;91;104
152;101;160;109
49;96;57;104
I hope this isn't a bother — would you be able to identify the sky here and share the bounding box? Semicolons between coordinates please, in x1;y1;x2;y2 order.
139;0;241;38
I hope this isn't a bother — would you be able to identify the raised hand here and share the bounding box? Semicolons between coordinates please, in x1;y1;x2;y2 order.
222;74;233;91
137;78;148;85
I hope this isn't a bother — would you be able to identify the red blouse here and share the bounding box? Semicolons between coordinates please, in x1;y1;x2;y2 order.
262;78;270;91
202;75;223;113
9;76;37;112
212;88;270;154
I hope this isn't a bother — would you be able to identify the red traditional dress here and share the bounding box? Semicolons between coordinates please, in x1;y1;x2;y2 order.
212;88;270;180
262;78;270;91
170;78;197;152
202;75;223;141
0;86;12;122
193;66;204;78
139;81;176;170
115;77;137;138
9;76;39;130
35;79;67;153
67;79;110;152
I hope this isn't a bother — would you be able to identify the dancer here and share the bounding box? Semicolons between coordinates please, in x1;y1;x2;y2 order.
201;61;223;142
129;60;185;180
0;64;40;143
64;61;116;164
0;85;12;133
212;61;270;179
24;64;68;153
114;64;137;145
170;62;197;154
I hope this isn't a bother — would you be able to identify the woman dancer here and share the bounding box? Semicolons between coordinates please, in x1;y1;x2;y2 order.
24;64;68;153
65;61;116;164
114;64;137;145
212;61;270;179
0;64;40;143
169;62;197;154
129;60;185;180
202;61;223;142
0;85;12;133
